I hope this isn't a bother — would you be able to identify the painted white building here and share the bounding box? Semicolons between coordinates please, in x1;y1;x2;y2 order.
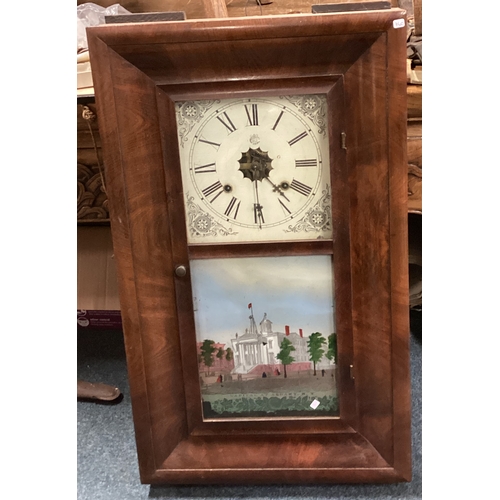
231;310;310;375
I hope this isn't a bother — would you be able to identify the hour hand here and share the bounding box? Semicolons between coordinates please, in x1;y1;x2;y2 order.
254;203;265;226
263;177;290;202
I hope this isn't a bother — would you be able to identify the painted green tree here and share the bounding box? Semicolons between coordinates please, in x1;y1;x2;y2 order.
276;337;295;379
216;347;225;369
326;333;338;364
225;347;234;363
307;332;326;376
200;339;217;375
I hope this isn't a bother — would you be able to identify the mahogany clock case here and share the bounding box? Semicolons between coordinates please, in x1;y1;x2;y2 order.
87;9;411;485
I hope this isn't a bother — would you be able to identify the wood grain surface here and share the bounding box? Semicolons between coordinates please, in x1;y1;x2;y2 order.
87;9;411;484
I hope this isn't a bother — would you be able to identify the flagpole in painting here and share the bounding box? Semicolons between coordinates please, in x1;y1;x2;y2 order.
248;302;258;336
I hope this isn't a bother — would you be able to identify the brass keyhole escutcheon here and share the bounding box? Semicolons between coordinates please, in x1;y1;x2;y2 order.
175;265;187;277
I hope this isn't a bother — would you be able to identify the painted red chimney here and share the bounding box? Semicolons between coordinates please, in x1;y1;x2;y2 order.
299;329;303;338
285;325;290;336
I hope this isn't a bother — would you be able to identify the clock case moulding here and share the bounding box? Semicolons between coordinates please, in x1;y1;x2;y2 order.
87;8;411;485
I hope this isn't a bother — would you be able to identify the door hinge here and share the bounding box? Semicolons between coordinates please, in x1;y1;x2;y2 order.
350;364;355;380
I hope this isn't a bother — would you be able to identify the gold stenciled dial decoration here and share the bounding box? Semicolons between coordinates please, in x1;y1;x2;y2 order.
175;95;332;244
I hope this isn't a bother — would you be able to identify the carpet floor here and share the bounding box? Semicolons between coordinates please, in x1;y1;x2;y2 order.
77;327;422;500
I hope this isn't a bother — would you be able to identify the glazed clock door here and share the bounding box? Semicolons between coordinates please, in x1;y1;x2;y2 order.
188;253;338;419
170;90;343;421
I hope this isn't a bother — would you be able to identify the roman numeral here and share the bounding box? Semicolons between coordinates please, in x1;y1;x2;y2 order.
272;110;284;131
290;179;312;197
224;197;241;219
199;138;221;149
288;131;308;146
278;198;291;215
202;181;224;202
194;162;216;174
217;112;237;133
245;104;259;126
295;158;317;168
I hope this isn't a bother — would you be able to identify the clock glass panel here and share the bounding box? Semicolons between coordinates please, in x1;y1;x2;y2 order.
175;95;332;244
190;255;339;420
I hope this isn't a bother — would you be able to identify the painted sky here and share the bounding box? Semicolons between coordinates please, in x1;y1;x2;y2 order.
190;255;336;346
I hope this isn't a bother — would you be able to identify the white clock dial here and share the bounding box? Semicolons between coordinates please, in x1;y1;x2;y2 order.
175;95;332;244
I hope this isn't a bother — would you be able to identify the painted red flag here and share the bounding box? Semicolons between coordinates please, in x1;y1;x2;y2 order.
248;303;252;309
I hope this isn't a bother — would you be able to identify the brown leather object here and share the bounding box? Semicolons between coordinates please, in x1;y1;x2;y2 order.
77;380;121;401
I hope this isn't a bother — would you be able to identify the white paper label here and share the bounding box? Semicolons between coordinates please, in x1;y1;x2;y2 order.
393;19;405;29
310;399;321;410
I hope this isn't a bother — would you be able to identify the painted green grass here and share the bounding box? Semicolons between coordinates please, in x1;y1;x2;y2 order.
201;374;339;417
204;392;338;416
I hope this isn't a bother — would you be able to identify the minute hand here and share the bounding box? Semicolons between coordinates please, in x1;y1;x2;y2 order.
263;177;290;202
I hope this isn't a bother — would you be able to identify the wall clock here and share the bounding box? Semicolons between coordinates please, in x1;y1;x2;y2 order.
87;8;411;485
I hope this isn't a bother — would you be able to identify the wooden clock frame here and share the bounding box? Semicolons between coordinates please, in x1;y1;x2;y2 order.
87;8;411;485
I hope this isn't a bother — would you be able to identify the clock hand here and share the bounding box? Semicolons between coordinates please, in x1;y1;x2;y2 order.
254;203;265;226
253;179;265;228
263;177;291;202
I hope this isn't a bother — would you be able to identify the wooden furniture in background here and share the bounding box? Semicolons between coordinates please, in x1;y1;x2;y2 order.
405;3;422;315
77;100;109;223
78;96;121;401
78;0;402;18
407;111;422;214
